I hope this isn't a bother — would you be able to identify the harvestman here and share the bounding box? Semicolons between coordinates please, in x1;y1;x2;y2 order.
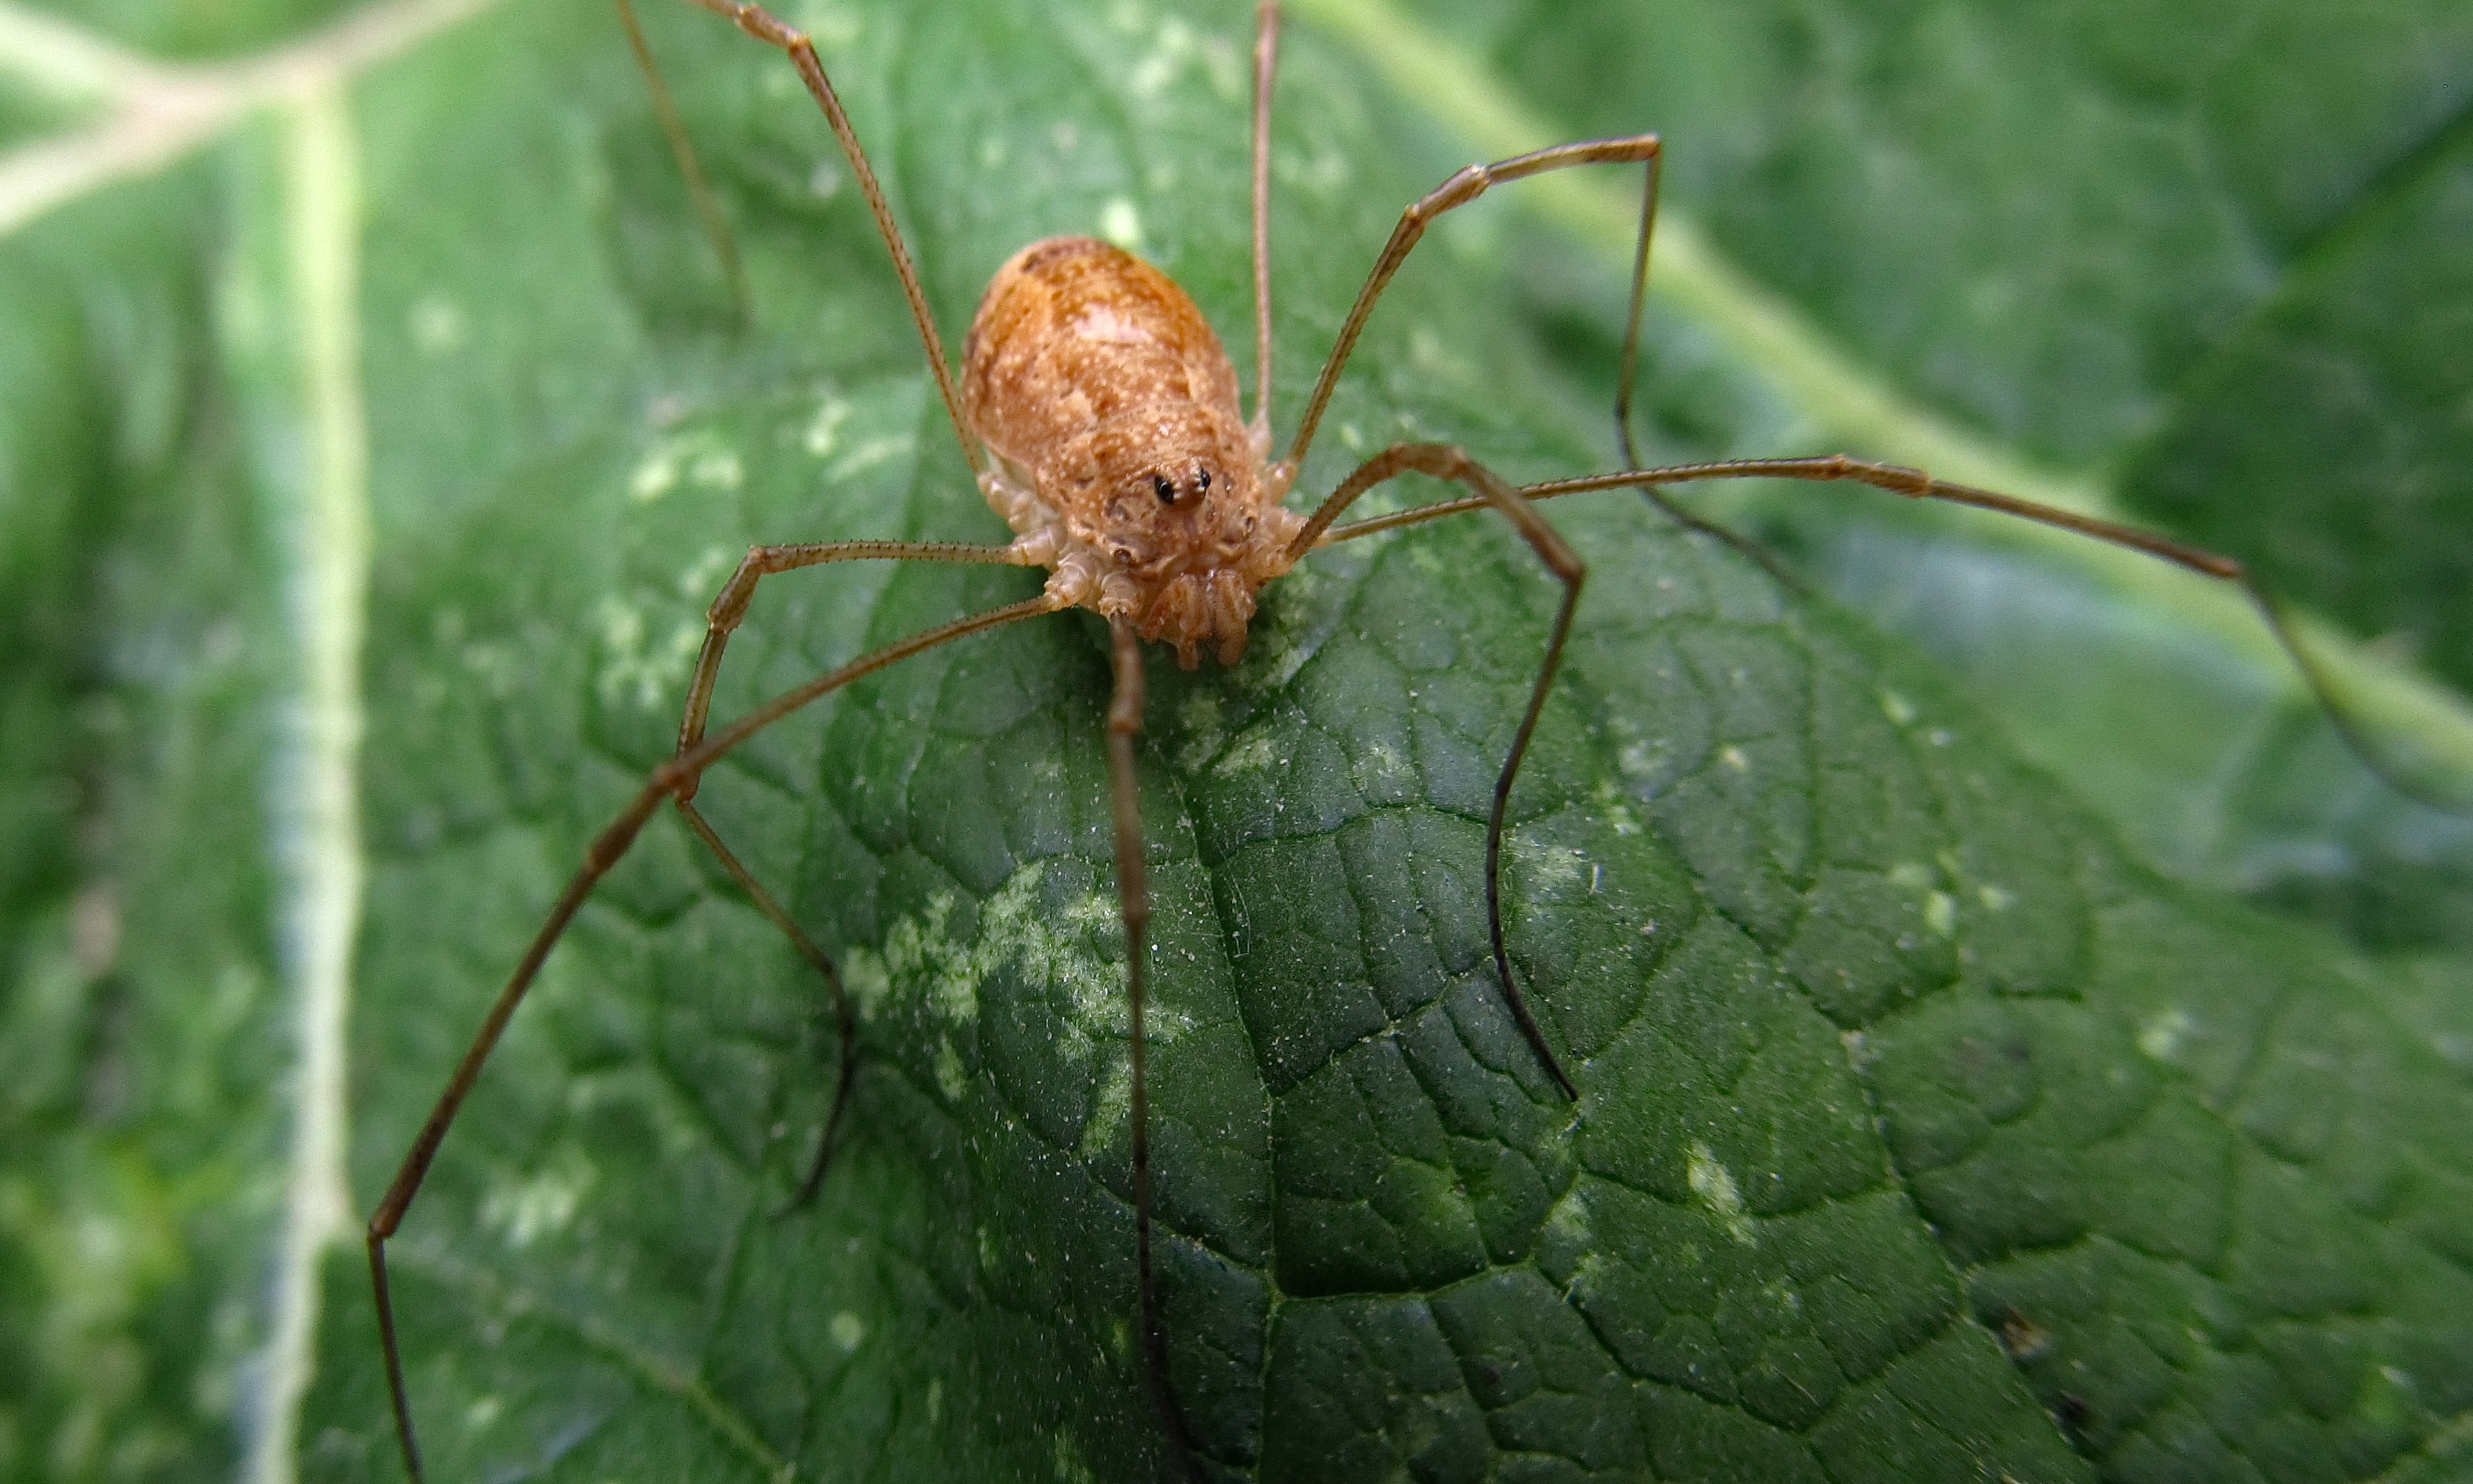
366;1;2422;1476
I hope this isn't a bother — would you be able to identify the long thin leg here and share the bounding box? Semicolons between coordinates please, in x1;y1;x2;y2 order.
1106;617;1201;1480
371;591;1063;1484
1598;148;1804;589
675;538;1027;797
1279;134;1660;483
666;540;1027;1208
1316;454;2473;815
1249;0;1280;445
676;0;981;472
1290;444;1585;1100
673;799;855;1212
614;0;750;325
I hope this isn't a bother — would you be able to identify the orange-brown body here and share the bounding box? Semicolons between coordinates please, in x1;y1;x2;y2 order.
960;236;1301;667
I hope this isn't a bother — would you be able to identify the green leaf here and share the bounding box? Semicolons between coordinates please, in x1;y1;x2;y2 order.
2;1;2471;1481
1358;0;2473;955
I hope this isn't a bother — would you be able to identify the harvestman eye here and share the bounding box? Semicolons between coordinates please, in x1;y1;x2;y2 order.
366;2;2465;1481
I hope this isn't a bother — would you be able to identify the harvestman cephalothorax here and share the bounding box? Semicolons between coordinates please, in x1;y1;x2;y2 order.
366;1;2458;1476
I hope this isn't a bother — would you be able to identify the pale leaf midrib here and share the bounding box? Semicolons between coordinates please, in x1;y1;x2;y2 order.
245;77;370;1484
0;0;503;237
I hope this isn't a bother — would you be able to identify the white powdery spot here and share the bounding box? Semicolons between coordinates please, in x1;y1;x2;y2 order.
676;544;733;602
1357;739;1410;788
934;1038;968;1102
1174;689;1224;773
688;446;742;490
593;597;700;712
1513;836;1589;898
1053;1430;1100;1484
793;0;861;49
822;432;915;485
630;444;680;502
1215;726;1279;776
842;945;891;1023
1084;1057;1133;1160
804;394;852;458
1098;196;1144;251
1924;891;1957;939
1592;781;1643;836
1686;1141;1755;1244
829;1311;868;1352
875;867;1143;1046
2139;1008;2194;1063
481;1151;596;1249
406;292;464;354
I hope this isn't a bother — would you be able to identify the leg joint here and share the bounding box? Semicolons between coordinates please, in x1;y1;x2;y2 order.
1425;164;1491;215
1873;461;1931;496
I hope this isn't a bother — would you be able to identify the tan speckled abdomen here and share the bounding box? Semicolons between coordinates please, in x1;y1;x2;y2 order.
960;236;1246;483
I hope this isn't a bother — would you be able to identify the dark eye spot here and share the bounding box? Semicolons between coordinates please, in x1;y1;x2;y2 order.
1152;474;1176;504
1196;468;1211;494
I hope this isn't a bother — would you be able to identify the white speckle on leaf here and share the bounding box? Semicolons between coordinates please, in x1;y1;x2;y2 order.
824;433;914;484
1879;689;1915;726
481;1153;595;1249
677;544;733;602
1054;1429;1099;1483
408;293;465;354
875;868;1142;1052
1979;883;2015;912
1686;1141;1754;1244
843;946;889;1022
1593;781;1643;836
463;1396;500;1429
1175;690;1224;772
1618;740;1669;779
1098;197;1144;251
1924;891;1956;938
1127;19;1188;97
594;597;699;711
2139;1008;2194;1062
934;1039;968;1101
1513;837;1589;897
1719;744;1749;773
630;447;679;502
795;0;860;49
1274;145;1348;196
461;639;518;696
1086;1059;1132;1160
1216;726;1278;775
804;395;852;458
808;159;843;201
689;448;742;490
829;1312;868;1352
1357;739;1409;786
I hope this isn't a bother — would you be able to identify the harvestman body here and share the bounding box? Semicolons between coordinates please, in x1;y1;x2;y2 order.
370;1;2412;1477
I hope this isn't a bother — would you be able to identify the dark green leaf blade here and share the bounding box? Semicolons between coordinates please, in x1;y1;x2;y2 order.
1372;0;2473;955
